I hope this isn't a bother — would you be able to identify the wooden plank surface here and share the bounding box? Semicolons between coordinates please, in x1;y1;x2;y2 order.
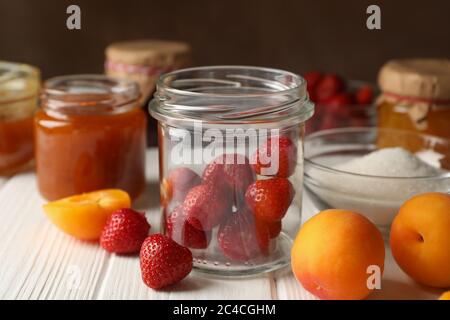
0;149;442;300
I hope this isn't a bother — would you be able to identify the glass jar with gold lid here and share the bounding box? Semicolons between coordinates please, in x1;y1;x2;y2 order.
0;61;40;174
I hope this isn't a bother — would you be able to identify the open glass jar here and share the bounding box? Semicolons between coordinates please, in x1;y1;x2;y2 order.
0;61;40;174
150;66;314;276
36;75;147;200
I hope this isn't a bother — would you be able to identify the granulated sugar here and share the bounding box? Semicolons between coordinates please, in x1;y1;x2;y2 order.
306;147;449;232
334;147;441;177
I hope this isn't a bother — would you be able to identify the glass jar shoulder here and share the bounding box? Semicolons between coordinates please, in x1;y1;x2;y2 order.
35;107;147;131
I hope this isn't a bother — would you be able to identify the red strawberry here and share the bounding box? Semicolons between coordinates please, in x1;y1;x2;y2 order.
183;184;232;231
355;85;374;105
217;207;269;261
245;178;295;222
140;234;193;289
161;167;201;206
100;208;150;254
202;153;255;205
252;136;297;178
256;219;282;239
166;205;211;249
324;92;353;119
304;71;322;102
315;74;345;102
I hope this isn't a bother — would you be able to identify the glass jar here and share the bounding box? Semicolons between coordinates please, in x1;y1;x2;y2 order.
150;66;314;276
377;59;450;147
105;40;192;147
0;61;40;174
36;75;147;200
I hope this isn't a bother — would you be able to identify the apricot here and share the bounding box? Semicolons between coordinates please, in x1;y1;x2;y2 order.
390;192;450;288
291;209;385;300
439;291;450;300
43;189;131;241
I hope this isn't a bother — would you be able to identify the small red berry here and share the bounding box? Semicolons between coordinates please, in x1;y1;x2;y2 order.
166;205;211;249
217;207;269;261
256;219;282;239
355;85;374;105
252;136;297;178
245;178;295;222
304;71;322;102
161;167;201;206
100;208;150;254
183;184;232;231
202;153;255;206
315;74;345;103
140;234;193;289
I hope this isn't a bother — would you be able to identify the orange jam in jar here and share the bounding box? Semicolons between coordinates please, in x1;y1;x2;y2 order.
0;61;40;174
35;75;147;200
377;59;450;148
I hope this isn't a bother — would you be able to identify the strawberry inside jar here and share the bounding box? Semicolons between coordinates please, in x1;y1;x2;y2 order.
150;66;314;277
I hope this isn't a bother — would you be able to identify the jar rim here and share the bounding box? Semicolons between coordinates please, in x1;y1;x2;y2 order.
150;65;314;126
157;65;303;98
42;74;140;116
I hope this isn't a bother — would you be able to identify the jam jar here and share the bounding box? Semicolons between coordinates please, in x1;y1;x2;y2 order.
0;61;40;174
150;66;314;276
105;40;192;146
377;59;450;149
35;75;147;200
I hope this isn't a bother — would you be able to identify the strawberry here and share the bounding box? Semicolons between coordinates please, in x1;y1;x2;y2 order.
140;234;193;289
217;207;269;261
245;178;295;222
256;219;282;239
304;71;322;102
161;167;201;206
183;184;232;231
315;74;345;103
323;92;353;119
252;136;297;178
100;208;150;254
355;85;374;105
202;153;255;206
166;205;211;249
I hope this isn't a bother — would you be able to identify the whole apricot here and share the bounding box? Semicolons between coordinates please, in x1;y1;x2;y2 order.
390;192;450;288
291;209;385;300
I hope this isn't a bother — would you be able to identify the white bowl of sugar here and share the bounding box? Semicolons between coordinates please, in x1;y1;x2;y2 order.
304;127;450;234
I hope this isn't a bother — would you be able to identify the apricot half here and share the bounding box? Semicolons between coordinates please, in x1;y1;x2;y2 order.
43;189;131;241
291;209;385;300
390;192;450;288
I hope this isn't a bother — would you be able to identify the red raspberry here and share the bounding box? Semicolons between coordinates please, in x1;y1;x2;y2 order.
140;234;192;289
100;208;150;254
252;136;297;178
217;207;269;261
183;184;232;231
245;178;295;222
166;205;211;249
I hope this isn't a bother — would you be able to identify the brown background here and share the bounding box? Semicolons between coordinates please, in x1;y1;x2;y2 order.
1;0;449;82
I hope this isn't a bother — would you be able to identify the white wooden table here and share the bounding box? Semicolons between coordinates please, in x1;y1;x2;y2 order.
0;149;441;300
